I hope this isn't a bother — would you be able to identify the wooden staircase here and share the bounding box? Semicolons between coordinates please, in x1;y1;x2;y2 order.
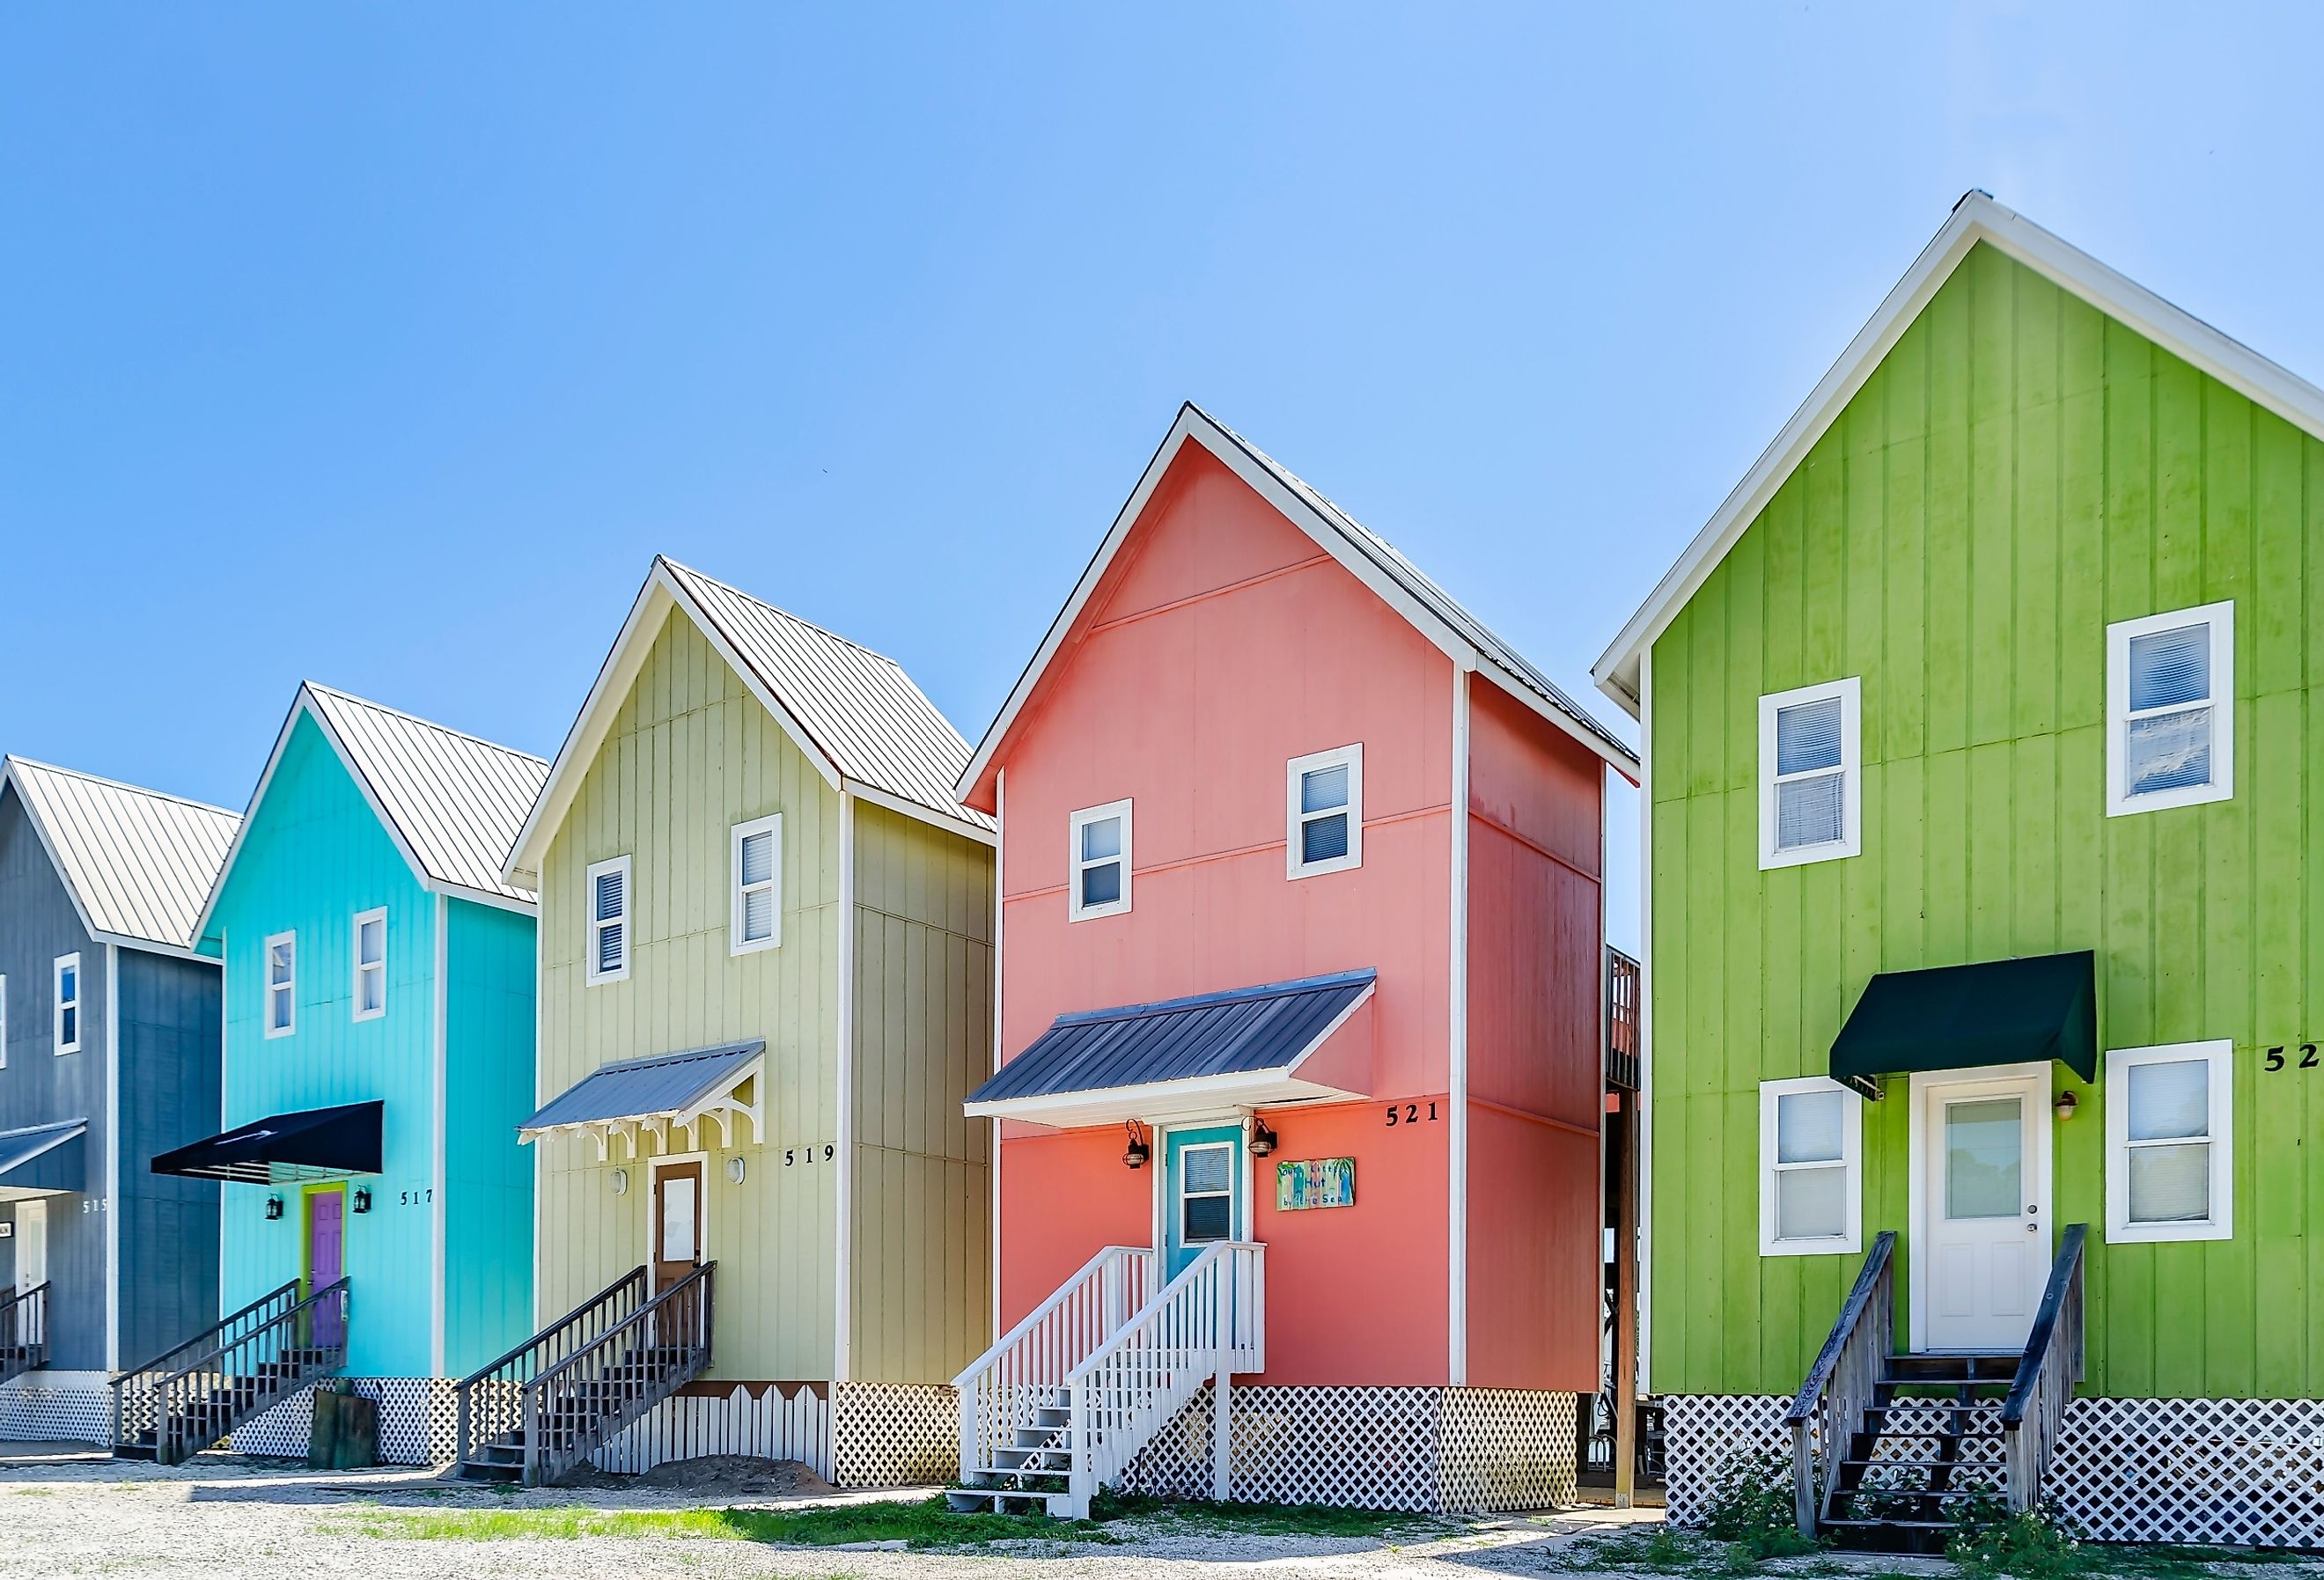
1789;1227;2086;1553
453;1263;714;1487
112;1279;350;1466
0;1282;47;1386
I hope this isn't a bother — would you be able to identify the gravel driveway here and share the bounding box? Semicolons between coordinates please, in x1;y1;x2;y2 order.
0;1444;1666;1580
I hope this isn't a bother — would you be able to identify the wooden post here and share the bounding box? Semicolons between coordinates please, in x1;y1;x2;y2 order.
1612;1087;1641;1508
1212;1262;1232;1502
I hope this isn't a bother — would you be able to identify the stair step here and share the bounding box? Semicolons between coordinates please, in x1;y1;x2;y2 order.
1842;1457;2007;1471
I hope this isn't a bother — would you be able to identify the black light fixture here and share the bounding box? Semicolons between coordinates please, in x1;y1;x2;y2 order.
264;1195;284;1221
1122;1121;1151;1171
351;1187;372;1215
1249;1119;1278;1158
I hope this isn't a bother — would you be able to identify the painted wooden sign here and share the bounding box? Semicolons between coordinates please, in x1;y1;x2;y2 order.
1276;1157;1356;1211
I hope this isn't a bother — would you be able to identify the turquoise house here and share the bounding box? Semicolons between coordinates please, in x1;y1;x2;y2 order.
170;683;547;1464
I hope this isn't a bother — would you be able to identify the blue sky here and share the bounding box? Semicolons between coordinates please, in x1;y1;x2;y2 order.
6;4;2322;952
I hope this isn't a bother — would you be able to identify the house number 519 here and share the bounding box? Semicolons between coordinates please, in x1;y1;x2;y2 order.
2264;1045;2319;1070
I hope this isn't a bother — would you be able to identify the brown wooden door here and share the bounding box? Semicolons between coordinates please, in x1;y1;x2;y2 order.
651;1161;705;1293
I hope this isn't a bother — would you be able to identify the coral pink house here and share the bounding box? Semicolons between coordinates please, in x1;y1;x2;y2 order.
948;407;1638;1516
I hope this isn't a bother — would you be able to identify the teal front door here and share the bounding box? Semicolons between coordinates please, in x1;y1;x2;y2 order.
1164;1125;1243;1279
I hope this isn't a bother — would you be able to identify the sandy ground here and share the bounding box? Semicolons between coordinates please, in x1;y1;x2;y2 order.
0;1443;1681;1580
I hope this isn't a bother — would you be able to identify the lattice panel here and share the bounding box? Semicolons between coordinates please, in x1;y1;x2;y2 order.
2049;1397;2324;1548
592;1382;831;1480
230;1378;457;1465
1660;1394;1791;1525
1439;1389;1581;1512
1127;1385;1446;1511
0;1372;109;1445
830;1383;957;1488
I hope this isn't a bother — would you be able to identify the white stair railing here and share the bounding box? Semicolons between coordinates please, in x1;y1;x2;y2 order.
954;1246;1157;1481
1066;1241;1265;1514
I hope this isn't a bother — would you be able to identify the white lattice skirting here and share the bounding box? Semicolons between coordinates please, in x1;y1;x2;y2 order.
1663;1393;2324;1547
592;1383;832;1478
830;1383;958;1488
0;1371;110;1445
231;1378;457;1465
1124;1386;1578;1513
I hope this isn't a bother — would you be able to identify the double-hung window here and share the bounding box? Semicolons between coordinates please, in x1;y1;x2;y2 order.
1759;678;1861;869
1287;745;1363;878
1068;800;1132;922
2107;602;2233;816
586;856;632;984
1759;1076;1860;1254
730;815;783;955
262;933;295;1038
54;954;81;1055
2106;1040;2232;1243
352;908;386;1022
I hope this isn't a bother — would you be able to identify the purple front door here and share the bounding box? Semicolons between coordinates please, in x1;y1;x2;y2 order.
307;1188;345;1348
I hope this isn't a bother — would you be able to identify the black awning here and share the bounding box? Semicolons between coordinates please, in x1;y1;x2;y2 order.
151;1101;384;1185
1830;952;2096;1098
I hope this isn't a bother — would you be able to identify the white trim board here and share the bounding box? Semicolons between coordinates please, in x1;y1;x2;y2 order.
1593;191;2324;713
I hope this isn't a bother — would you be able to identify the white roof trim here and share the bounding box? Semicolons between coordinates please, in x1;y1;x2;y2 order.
1;758;239;960
518;1053;766;1159
1592;191;2324;714
959;404;1636;802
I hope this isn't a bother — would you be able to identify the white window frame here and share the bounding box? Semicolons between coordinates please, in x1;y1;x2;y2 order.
262;932;295;1039
1067;799;1133;922
2105;1039;2233;1244
1286;744;1364;879
1758;1075;1862;1255
1759;677;1862;871
350;908;388;1023
2106;600;2234;817
729;814;783;957
53;953;83;1056
585;855;632;986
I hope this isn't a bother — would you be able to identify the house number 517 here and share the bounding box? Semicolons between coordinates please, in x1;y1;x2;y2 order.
2264;1045;2318;1070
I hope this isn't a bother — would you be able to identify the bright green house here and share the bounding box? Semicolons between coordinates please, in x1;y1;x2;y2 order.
1595;194;2324;1547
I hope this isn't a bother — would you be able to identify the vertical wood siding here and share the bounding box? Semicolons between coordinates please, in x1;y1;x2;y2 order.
536;608;842;1383
443;899;536;1376
114;949;222;1368
848;801;992;1385
1649;241;2324;1400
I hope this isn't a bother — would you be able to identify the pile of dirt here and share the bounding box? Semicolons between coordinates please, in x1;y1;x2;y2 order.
559;1455;838;1499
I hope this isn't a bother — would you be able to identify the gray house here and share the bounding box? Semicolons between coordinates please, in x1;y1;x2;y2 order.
0;757;239;1443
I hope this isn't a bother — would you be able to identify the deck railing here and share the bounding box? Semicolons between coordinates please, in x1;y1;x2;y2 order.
514;1261;715;1488
152;1277;349;1466
111;1278;304;1451
1606;947;1641;1091
2002;1224;2087;1514
1066;1242;1264;1513
1786;1231;1896;1536
954;1245;1156;1481
455;1266;652;1471
0;1280;48;1367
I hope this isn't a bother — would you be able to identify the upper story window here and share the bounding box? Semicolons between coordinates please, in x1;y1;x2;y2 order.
586;856;632;984
1759;677;1862;870
263;933;295;1039
1068;800;1132;922
352;908;386;1022
54;954;82;1055
2107;601;2233;817
730;815;783;955
1759;1076;1860;1255
2106;1040;2232;1244
1286;745;1364;879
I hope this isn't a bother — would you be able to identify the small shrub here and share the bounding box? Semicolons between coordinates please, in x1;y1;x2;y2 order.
1700;1449;1822;1563
1947;1498;2087;1579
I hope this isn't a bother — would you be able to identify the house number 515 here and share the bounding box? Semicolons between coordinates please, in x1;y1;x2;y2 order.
2264;1045;2319;1070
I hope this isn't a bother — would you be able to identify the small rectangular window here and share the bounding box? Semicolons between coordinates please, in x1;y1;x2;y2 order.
586;856;632;984
1068;800;1132;922
351;908;386;1022
2107;602;2233;816
2106;1040;2232;1243
1759;1076;1861;1254
1180;1143;1235;1243
730;814;783;955
263;933;295;1039
1286;744;1364;878
53;954;82;1055
1759;678;1862;869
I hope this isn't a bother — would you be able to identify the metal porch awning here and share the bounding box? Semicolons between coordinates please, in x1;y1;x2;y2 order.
1830;951;2097;1099
965;969;1377;1128
151;1101;385;1185
520;1040;765;1157
0;1119;86;1195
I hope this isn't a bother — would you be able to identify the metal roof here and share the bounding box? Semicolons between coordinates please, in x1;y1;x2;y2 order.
967;969;1376;1106
661;560;993;832
0;1118;87;1193
521;1040;766;1133
3;757;240;954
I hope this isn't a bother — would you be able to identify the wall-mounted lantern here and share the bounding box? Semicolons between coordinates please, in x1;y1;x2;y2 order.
351;1187;372;1215
610;1168;629;1196
725;1157;746;1185
1122;1121;1150;1171
1249;1119;1279;1158
265;1196;284;1221
2054;1090;2079;1123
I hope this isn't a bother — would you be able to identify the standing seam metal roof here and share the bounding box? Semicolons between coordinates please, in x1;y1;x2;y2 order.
3;757;241;952
521;1040;767;1131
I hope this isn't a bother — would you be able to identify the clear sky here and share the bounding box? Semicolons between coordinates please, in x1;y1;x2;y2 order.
7;4;2322;953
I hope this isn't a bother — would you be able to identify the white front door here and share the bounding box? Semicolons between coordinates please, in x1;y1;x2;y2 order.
1919;1072;2048;1352
13;1201;47;1296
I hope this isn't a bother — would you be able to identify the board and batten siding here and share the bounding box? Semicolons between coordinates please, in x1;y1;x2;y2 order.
1649;240;2324;1402
443;898;538;1377
849;800;992;1385
536;607;843;1383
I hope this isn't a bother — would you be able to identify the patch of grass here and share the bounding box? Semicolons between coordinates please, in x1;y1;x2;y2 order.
341;1495;1119;1551
1558;1526;1717;1574
1088;1489;1447;1540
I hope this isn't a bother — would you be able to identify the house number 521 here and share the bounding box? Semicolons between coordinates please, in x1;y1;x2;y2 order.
2264;1045;2319;1070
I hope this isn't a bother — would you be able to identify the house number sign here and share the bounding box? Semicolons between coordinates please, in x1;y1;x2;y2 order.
1276;1157;1355;1211
2264;1045;2319;1070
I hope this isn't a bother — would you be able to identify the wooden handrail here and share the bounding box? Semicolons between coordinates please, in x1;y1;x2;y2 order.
527;1261;716;1393
952;1245;1147;1389
459;1266;648;1387
1786;1232;1895;1424
2003;1224;2087;1424
2002;1224;2087;1513
115;1278;300;1380
512;1261;716;1486
156;1277;351;1393
1788;1231;1896;1537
